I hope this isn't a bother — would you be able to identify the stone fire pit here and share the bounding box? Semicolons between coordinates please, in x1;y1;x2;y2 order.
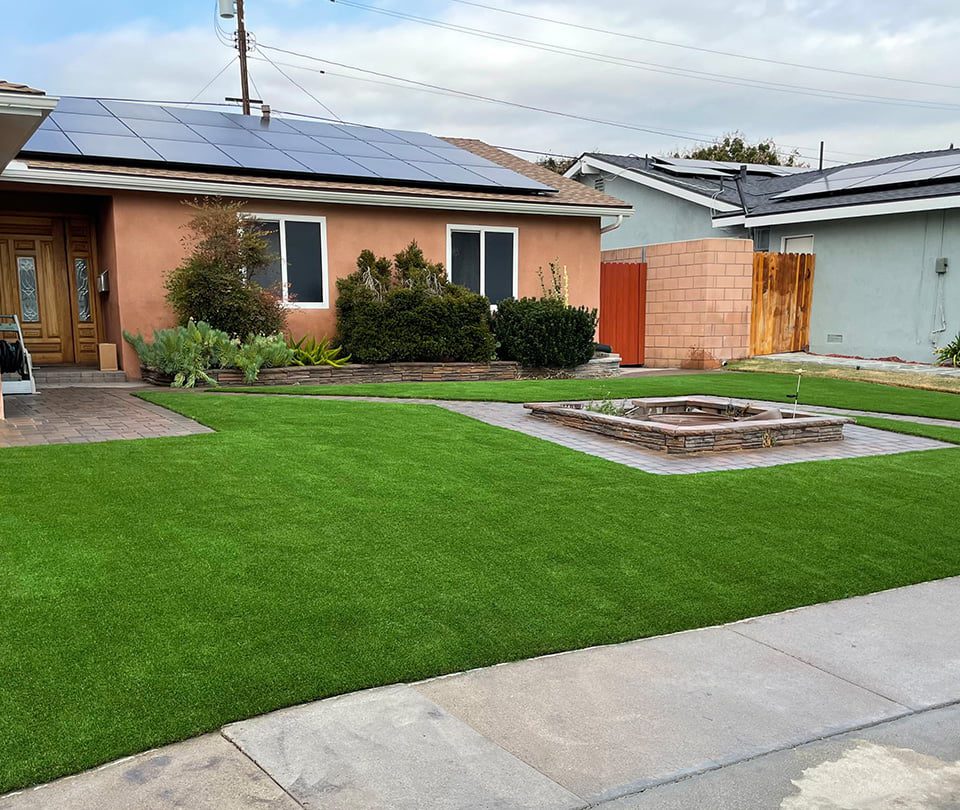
523;396;854;455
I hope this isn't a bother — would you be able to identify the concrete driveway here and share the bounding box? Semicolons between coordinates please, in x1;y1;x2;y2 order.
4;577;960;809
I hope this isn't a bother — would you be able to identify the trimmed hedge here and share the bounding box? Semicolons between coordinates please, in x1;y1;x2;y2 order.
337;284;496;363
494;297;598;368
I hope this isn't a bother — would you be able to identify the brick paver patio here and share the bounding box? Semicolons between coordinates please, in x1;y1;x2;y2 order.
0;388;212;448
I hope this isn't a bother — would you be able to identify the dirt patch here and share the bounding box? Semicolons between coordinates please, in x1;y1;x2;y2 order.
728;358;960;395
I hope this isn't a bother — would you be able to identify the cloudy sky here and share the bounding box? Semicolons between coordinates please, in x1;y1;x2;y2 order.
4;0;959;166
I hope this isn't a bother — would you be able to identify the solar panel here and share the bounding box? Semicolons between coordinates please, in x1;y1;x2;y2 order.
253;131;335;153
122;119;205;142
49;112;133;136
144;139;239;167
317;138;390;158
848;165;960;191
216;145;310;172
774;154;960;200
20;97;556;193
772;175;867;200
187;124;266;148
67;133;161;161
285;152;377;176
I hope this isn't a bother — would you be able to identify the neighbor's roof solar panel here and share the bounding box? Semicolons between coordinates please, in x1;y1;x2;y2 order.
22;97;555;193
774;155;960;200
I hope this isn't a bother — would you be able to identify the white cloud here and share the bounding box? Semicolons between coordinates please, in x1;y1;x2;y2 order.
7;0;960;165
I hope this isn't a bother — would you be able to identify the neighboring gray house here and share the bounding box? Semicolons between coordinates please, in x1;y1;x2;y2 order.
566;150;960;364
564;154;803;248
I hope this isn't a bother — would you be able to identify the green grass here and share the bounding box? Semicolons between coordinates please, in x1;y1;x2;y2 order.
853;415;960;445
1;388;960;792
219;370;960;420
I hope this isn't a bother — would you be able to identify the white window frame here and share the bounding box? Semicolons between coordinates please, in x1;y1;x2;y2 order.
248;213;330;309
780;233;815;254
445;224;519;303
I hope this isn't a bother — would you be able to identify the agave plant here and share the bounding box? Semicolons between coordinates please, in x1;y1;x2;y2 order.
288;336;351;368
123;320;233;388
935;333;960;367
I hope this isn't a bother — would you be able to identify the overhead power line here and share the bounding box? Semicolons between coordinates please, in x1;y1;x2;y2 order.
256;47;342;120
328;0;960;112
190;56;239;103
255;45;860;164
443;0;960;91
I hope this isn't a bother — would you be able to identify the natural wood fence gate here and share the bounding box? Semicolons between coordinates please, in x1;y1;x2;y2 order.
750;252;815;356
599;261;647;365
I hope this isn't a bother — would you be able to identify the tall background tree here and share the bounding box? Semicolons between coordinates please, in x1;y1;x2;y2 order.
672;132;806;167
536;155;577;174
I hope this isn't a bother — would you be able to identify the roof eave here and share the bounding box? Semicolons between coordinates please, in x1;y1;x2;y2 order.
571;155;742;213
0;92;58;171
722;192;960;227
0;162;634;218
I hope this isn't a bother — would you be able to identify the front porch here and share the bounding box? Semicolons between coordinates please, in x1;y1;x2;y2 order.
0;387;211;447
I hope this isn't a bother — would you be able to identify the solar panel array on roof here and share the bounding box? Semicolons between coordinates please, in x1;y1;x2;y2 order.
654;157;804;177
22;98;556;194
773;154;960;200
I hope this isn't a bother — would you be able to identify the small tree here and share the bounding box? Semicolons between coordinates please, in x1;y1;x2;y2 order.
165;200;286;338
536;155;576;174
672;132;806;167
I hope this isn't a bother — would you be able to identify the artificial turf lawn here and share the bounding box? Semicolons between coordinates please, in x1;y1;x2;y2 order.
2;390;960;792
220;370;960;421
853;415;960;445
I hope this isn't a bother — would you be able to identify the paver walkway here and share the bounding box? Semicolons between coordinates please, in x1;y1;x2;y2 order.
256;394;954;475
4;576;959;809
0;387;212;447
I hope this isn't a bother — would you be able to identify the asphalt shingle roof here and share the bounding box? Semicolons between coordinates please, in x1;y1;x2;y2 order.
584;149;960;218
0;80;45;95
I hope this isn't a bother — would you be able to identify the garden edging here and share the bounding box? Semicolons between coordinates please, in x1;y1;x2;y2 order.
214;361;521;386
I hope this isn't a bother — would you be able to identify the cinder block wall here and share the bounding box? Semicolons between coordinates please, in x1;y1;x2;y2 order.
602;238;753;369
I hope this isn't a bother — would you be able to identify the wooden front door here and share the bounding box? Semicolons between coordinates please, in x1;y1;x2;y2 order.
599;261;647;365
0;215;101;365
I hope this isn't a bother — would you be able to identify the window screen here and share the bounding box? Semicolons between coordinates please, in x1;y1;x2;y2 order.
484;231;514;305
451;230;481;294
285;220;324;303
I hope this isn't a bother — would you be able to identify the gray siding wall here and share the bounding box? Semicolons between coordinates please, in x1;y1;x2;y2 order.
580;175;747;249
768;209;960;363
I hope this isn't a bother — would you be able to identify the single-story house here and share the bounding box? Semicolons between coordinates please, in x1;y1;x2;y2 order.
566;151;960;363
0;82;631;377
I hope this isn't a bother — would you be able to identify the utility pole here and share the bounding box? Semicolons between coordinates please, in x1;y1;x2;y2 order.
818;141;824;172
219;0;252;115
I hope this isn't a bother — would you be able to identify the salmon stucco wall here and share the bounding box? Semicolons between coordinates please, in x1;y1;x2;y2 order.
603;238;753;368
106;191;601;376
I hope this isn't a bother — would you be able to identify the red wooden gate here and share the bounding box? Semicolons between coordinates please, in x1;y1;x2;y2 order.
599;261;647;366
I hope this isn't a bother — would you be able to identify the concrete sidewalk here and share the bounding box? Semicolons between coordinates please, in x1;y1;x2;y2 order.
4;577;960;809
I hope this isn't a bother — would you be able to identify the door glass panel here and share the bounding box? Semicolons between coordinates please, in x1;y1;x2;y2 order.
250;220;283;293
484;231;515;305
285;220;325;303
16;256;40;322
75;257;92;322
450;230;481;293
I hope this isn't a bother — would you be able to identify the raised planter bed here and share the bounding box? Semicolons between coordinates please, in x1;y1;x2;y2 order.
214;361;521;387
524;396;854;455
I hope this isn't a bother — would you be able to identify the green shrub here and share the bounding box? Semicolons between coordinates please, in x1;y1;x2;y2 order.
289;336;350;367
225;334;295;383
124;320;233;387
164;200;286;339
935;333;960;366
494;297;598;368
336;243;496;363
